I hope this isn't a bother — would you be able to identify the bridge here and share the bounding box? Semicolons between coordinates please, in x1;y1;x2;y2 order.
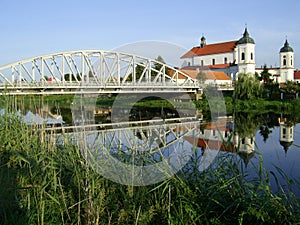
0;50;201;95
44;117;200;153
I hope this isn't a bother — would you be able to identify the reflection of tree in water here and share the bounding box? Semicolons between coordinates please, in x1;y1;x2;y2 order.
234;112;262;138
259;125;272;143
258;113;280;142
234;112;299;143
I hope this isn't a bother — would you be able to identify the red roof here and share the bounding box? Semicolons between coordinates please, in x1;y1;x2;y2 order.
181;40;238;58
176;69;231;81
184;137;236;153
294;70;300;80
209;63;231;69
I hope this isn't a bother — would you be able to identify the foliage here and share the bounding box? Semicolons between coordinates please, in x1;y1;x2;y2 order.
0;108;300;224
126;56;169;82
281;80;300;95
125;63;146;81
64;73;82;81
196;70;207;84
1;95;300;224
152;55;170;78
257;64;273;84
234;73;262;100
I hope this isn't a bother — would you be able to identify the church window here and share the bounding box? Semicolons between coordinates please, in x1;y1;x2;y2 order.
241;138;245;144
251;53;253;60
201;60;204;67
187;62;191;66
291;59;293;66
283;59;287;66
224;57;228;64
241;52;245;61
212;59;215;65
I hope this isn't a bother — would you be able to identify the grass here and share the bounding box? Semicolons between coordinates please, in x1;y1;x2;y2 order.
0;96;300;224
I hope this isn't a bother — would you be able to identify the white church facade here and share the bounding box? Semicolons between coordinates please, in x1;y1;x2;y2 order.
181;28;296;83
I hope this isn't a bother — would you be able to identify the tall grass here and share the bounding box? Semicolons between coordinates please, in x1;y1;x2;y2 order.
0;97;300;224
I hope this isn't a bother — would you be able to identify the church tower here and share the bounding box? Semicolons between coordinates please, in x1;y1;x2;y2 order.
280;39;294;82
237;28;256;75
200;35;206;48
233;133;255;166
278;117;294;154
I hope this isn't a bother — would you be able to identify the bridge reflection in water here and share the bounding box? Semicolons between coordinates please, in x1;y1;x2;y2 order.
42;116;255;185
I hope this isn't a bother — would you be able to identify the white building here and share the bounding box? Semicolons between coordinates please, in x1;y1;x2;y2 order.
278;117;294;153
181;28;296;83
176;69;232;87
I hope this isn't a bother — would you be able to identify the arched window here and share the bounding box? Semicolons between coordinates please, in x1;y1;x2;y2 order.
224;57;228;64
251;53;253;60
212;59;215;65
241;52;245;61
242;138;245;144
283;59;287;66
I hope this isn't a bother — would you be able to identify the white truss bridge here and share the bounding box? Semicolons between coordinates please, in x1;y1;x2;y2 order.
44;117;200;154
0;50;200;95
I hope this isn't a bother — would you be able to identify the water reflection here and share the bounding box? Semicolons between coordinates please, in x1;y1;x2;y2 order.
3;100;299;191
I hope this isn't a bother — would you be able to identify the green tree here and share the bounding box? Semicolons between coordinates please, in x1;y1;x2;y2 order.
152;56;170;77
125;63;146;82
259;64;273;84
257;66;281;98
64;73;82;81
196;70;207;84
234;73;262;100
281;80;299;95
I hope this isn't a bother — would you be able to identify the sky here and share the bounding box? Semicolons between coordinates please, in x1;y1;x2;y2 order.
1;0;300;69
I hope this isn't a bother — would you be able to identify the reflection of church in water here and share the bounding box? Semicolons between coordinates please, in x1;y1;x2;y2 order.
186;116;295;164
279;117;294;153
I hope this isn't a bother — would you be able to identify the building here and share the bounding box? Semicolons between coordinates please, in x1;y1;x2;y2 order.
176;69;232;87
181;28;296;83
278;117;294;153
184;119;255;165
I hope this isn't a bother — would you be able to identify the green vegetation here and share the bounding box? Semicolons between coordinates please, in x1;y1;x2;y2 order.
126;55;170;82
234;73;262;100
0;97;300;224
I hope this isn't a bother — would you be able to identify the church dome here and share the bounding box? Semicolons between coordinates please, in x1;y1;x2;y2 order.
280;39;294;53
237;28;255;45
280;140;293;152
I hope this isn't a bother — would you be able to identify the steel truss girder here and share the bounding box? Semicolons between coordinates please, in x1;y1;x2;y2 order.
0;50;199;95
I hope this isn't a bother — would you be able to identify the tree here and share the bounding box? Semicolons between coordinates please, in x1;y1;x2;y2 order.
125;63;146;81
259;64;273;84
64;73;82;81
234;73;262;100
196;70;207;84
281;80;299;95
126;56;169;82
152;56;170;77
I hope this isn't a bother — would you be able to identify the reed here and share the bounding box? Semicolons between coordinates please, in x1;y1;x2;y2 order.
0;97;299;224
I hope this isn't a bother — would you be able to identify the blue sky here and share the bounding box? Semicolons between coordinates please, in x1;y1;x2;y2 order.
1;0;300;68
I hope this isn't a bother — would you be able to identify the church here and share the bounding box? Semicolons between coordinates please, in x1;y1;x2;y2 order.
180;28;296;83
